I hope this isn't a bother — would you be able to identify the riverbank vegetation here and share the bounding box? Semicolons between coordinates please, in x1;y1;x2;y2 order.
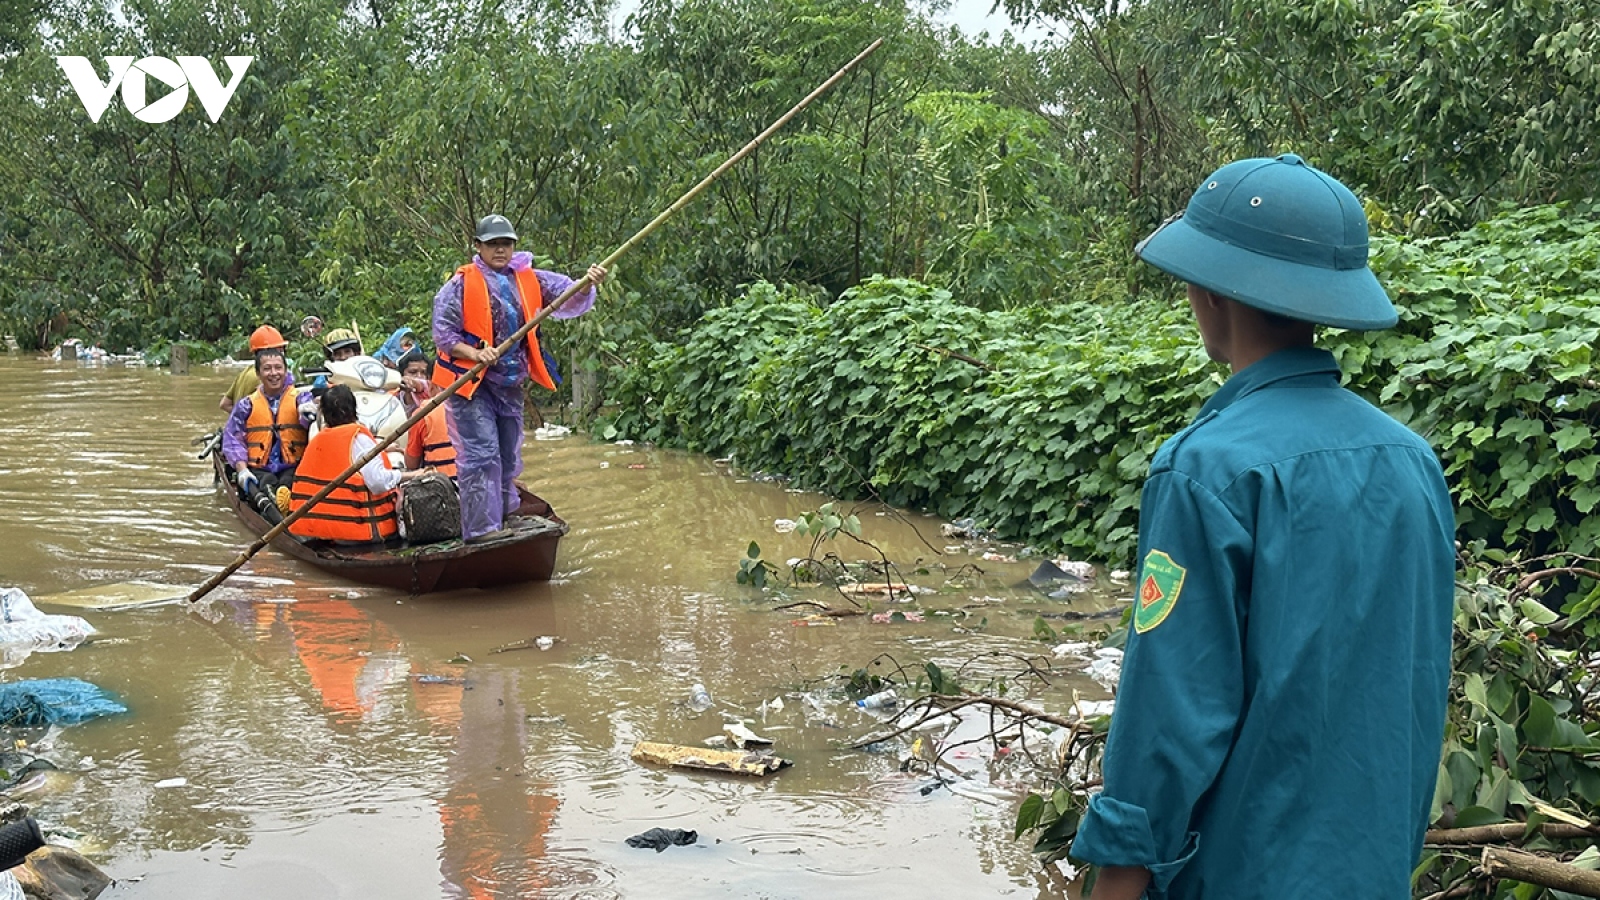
4;0;1600;895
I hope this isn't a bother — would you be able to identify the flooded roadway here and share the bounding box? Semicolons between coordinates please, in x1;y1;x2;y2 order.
0;354;1115;899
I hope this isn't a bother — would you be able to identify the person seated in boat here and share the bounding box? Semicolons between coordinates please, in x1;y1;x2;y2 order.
303;327;366;398
288;385;431;543
397;351;458;479
219;325;292;413
222;344;316;507
395;347;433;415
322;328;363;363
374;327;418;369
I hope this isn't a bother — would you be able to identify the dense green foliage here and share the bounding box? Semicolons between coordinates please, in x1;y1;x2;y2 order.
604;277;1209;561
604;202;1600;566
1354;205;1600;555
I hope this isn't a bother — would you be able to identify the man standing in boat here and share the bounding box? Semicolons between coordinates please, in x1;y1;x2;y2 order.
222;341;317;513
430;214;606;543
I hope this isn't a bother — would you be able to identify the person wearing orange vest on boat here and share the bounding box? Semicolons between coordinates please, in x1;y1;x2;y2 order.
218;325;294;412
288;385;431;543
222;343;315;506
430;214;605;542
397;350;458;478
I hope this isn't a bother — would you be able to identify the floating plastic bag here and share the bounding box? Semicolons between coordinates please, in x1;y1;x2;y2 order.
0;678;128;727
0;589;94;668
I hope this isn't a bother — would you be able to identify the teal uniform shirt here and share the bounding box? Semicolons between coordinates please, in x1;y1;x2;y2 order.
1072;347;1456;899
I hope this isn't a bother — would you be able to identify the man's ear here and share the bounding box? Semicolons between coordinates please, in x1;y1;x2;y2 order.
1194;286;1226;310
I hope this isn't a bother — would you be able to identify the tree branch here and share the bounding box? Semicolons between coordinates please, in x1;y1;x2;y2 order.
1482;846;1600;897
1427;823;1600;845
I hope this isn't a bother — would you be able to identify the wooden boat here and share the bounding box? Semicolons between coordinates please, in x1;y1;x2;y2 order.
208;443;567;593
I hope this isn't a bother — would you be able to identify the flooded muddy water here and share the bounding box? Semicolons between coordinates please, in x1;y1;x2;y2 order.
0;354;1118;898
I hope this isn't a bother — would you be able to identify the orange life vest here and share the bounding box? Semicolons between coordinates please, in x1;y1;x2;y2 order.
288;423;398;543
420;404;458;476
244;388;307;467
433;264;556;398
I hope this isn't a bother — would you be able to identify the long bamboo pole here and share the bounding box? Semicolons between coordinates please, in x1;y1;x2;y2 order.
188;38;884;604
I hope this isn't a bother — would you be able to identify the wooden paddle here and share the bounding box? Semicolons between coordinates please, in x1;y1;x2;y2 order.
188;38;885;605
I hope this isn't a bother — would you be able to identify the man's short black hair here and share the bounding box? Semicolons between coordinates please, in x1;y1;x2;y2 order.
253;347;287;373
321;384;358;427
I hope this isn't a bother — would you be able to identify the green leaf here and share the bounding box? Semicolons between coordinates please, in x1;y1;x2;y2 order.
1431;764;1452;824
1494;716;1520;770
1567;455;1600;481
1014;793;1045;838
1573;483;1600;515
1463;672;1489;710
747;541;761;560
1447;749;1480;811
1450;805;1506;829
1523;695;1557;748
1487;675;1516;717
1552;423;1593;453
1517;598;1559;626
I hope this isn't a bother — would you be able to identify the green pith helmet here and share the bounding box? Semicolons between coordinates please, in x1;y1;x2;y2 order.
321;327;362;358
1135;153;1397;331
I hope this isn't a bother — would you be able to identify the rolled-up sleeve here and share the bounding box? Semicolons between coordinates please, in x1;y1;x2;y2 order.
1070;470;1250;895
222;396;253;466
535;269;595;319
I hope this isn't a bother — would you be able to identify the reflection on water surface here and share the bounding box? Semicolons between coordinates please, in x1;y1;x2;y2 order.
0;356;1111;898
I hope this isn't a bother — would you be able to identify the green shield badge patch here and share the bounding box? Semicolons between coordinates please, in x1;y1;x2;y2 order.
1134;550;1186;633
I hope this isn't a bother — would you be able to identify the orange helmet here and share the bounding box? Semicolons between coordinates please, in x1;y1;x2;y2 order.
248;325;288;353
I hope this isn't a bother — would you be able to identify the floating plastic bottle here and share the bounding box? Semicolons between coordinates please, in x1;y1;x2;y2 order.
688;683;713;711
854;689;899;710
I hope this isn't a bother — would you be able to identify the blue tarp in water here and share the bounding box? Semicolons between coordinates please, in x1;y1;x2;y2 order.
0;678;128;726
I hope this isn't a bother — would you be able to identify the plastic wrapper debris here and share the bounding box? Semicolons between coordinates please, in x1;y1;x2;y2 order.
1086;647;1123;692
940;518;985;540
0;589;95;668
1075;699;1116;718
0;679;128;727
773;519;797;534
722;722;773;748
630;740;791;776
1052;559;1097;580
1051;641;1096;659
